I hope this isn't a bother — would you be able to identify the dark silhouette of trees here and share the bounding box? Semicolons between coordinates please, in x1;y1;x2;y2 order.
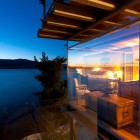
34;52;67;100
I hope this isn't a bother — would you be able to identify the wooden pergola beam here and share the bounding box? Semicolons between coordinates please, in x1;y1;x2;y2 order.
42;24;74;35
47;14;84;29
69;0;140;40
124;9;140;17
71;0;116;11
78;34;94;37
69;18;140;48
39;27;88;41
82;30;101;36
53;2;96;22
71;38;85;42
104;20;122;26
38;29;67;40
123;3;140;17
89;28;105;32
53;2;123;27
38;0;140;42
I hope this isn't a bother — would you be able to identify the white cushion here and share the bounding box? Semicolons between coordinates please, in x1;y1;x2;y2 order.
77;89;90;95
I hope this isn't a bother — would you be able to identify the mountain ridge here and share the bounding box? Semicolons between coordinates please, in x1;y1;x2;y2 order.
0;59;67;69
0;59;36;69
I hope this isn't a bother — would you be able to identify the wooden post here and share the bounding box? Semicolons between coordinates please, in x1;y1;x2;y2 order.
65;40;69;101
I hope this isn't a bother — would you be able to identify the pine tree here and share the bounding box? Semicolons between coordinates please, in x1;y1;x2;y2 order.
34;52;67;99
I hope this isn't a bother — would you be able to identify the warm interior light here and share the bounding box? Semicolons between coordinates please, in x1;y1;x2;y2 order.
93;67;101;71
114;70;122;79
76;68;82;74
106;71;115;79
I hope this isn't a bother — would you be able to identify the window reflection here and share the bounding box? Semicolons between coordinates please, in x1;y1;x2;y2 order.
68;23;139;139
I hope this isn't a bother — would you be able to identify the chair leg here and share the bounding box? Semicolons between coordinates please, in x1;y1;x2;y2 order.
77;95;79;104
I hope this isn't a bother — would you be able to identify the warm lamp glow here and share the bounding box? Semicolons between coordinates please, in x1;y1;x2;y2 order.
76;68;82;74
114;70;123;79
106;71;115;79
93;67;101;71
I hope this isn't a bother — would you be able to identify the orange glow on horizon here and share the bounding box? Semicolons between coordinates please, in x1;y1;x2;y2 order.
93;67;101;71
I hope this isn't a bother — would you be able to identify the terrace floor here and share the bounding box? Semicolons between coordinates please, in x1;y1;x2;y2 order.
3;99;138;140
67;100;139;140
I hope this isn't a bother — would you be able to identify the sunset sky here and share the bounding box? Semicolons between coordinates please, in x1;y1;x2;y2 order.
68;24;139;66
0;0;67;60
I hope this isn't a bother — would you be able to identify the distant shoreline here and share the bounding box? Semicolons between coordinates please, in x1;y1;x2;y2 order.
0;59;36;69
0;59;67;69
0;68;37;69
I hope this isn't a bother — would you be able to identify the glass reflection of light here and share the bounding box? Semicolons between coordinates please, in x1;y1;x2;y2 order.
106;71;115;79
114;70;123;79
68;24;139;82
93;67;101;71
76;69;82;74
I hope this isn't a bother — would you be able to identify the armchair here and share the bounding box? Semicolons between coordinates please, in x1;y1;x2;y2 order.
73;78;90;103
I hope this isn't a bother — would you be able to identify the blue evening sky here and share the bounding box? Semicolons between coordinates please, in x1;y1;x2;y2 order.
0;0;67;60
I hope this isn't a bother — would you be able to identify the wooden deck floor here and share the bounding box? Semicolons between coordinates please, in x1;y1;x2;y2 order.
67;100;97;132
67;100;139;140
67;100;98;135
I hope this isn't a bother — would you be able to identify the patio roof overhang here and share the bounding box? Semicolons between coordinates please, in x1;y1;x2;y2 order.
38;0;140;42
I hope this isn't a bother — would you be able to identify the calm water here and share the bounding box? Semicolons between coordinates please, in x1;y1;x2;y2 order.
0;69;43;106
0;69;67;107
0;69;67;125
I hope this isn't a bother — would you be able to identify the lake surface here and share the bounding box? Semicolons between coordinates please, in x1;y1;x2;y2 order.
0;69;43;106
0;69;67;107
0;69;68;140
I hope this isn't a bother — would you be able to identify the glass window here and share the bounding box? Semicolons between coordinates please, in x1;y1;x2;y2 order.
68;22;140;139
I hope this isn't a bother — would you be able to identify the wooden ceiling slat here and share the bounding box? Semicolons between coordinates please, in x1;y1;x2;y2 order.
69;0;140;40
124;9;140;17
71;0;116;11
42;24;74;35
53;2;96;22
38;34;65;40
72;35;90;40
104;20;122;26
53;2;122;29
79;34;94;37
47;14;84;29
38;29;67;40
89;28;104;32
